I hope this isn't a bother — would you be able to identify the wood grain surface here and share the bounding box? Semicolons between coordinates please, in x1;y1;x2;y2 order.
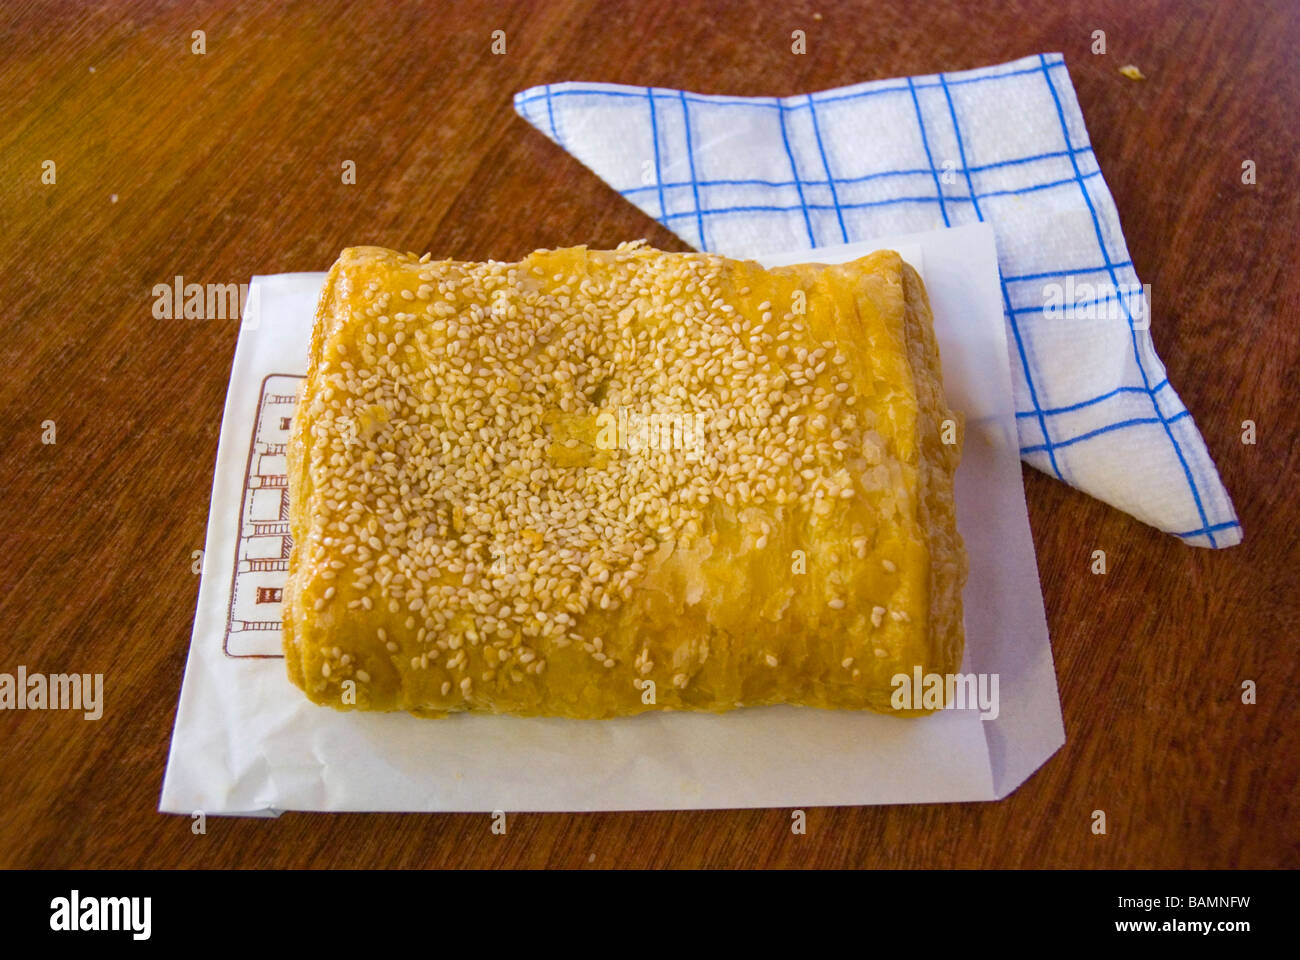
1;0;1296;869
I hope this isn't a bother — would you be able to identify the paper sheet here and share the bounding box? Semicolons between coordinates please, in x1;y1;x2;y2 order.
160;222;1064;815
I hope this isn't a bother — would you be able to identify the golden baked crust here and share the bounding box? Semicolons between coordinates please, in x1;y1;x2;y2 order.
284;243;965;717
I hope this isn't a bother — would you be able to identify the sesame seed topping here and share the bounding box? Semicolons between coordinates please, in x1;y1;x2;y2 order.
293;244;925;705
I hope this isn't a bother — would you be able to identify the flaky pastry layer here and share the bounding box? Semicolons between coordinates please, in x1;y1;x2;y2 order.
284;243;966;717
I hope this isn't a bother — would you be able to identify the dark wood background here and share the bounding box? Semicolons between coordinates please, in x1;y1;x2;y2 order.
1;0;1296;869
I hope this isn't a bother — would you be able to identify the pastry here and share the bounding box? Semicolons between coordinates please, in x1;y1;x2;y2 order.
283;242;966;717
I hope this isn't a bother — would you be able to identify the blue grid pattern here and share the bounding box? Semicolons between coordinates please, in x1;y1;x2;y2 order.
513;53;1240;547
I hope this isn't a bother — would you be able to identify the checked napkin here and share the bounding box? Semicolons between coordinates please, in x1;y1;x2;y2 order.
513;53;1241;547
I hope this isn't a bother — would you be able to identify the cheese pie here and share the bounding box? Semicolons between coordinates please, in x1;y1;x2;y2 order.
283;242;966;717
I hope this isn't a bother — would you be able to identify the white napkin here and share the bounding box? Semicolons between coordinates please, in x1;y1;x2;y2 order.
160;224;1064;814
513;52;1241;547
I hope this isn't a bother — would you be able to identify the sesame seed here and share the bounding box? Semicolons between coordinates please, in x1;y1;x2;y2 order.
291;244;922;711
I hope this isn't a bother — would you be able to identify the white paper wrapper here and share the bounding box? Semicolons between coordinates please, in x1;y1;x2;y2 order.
161;222;1064;815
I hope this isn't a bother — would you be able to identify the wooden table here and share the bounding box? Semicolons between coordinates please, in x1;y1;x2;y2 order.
2;0;1296;869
